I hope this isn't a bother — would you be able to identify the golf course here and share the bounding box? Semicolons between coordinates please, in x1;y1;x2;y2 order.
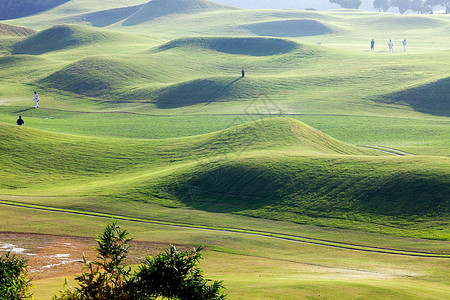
0;0;449;298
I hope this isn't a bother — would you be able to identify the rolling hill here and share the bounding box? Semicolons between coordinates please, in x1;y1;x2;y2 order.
123;0;238;26
12;24;151;55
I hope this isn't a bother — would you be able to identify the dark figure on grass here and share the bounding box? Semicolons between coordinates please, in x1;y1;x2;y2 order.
16;116;24;126
34;91;39;108
241;67;245;77
371;39;375;50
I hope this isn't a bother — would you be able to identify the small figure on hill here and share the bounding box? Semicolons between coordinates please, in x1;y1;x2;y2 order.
402;39;407;51
371;39;375;50
241;67;245;78
388;39;394;52
34;91;39;108
16;116;24;126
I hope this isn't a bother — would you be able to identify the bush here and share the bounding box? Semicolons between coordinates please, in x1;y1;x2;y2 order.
53;220;226;300
0;251;32;300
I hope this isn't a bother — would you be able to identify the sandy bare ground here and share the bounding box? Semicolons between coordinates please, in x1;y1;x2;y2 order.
0;231;193;280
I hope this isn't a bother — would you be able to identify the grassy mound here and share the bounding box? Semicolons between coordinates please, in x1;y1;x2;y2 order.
168;155;449;220
123;0;237;26
156;37;299;56
154;77;258;108
0;23;36;37
243;19;333;37
40;56;155;96
12;24;141;55
378;76;450;117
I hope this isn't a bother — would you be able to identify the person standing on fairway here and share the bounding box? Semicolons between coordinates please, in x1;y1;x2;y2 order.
16;116;24;126
371;39;375;50
388;39;394;52
241;67;245;77
34;91;39;108
402;39;407;51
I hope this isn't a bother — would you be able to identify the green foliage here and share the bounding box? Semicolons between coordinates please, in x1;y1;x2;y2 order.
128;245;225;300
53;220;131;300
53;220;226;300
0;251;32;300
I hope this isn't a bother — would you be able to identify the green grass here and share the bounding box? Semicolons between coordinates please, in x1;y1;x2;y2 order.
0;4;449;299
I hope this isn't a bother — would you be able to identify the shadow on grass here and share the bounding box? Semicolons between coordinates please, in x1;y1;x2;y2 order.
155;77;243;109
376;77;450;117
13;107;34;114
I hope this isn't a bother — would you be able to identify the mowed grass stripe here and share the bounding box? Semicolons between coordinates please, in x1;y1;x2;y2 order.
1;199;448;258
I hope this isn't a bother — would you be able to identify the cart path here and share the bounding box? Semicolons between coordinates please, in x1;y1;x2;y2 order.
0;200;448;258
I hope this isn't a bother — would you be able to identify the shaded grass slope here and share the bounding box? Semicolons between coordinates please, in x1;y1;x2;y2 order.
0;0;70;20
154;77;257;108
378;76;450;117
168;155;449;219
0;23;36;37
156;36;299;56
123;0;237;26
243;19;334;37
12;24;146;55
153;153;450;240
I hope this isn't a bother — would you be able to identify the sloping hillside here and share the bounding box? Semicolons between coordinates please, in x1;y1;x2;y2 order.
0;0;69;20
123;0;238;26
167;155;449;219
378;76;450;117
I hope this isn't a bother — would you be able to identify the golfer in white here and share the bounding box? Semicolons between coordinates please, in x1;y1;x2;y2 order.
34;91;39;108
388;39;394;52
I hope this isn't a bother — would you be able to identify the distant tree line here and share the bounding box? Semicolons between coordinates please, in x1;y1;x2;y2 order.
0;0;70;20
330;0;449;13
374;0;449;13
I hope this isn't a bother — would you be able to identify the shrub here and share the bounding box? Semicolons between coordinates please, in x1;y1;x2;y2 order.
0;251;32;300
53;220;226;300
